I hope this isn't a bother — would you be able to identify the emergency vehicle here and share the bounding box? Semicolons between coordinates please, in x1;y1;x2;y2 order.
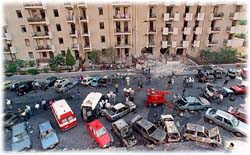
50;99;77;131
81;92;104;122
145;88;170;107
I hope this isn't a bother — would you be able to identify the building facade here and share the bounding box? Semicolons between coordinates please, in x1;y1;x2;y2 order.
2;1;247;66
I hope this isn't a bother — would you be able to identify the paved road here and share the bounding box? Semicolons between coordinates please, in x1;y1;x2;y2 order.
4;71;247;151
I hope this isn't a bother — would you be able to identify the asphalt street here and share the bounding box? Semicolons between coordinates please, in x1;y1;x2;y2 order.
4;71;247;152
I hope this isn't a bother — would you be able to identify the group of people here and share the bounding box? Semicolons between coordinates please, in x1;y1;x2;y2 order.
123;87;135;102
182;76;194;88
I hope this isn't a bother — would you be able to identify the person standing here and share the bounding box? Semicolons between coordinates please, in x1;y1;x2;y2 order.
21;110;27;121
182;77;186;88
125;76;130;87
167;78;172;90
6;98;13;110
219;94;224;104
35;102;40;114
41;99;47;111
114;82;119;94
224;76;229;86
182;88;186;97
26;105;32;117
130;89;135;102
25;106;30;119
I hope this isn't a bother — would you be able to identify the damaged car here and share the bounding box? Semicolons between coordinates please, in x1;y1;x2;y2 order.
161;115;181;143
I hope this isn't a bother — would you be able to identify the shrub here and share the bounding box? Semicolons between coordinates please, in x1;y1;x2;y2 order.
4;63;17;73
27;68;39;75
42;67;49;73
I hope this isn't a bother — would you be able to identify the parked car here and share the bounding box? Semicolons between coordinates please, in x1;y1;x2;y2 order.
213;68;226;79
131;115;167;144
43;76;57;89
56;81;78;93
160;115;181;143
38;121;59;149
174;95;210;111
85;119;113;148
202;83;234;100
204;108;248;137
15;81;34;96
98;75;109;88
54;78;70;88
81;76;93;86
227;106;247;123
101;101;136;121
230;84;247;94
90;76;101;87
227;68;237;78
241;68;248;79
4;112;19;129
111;119;137;147
197;69;214;83
10;81;26;91
183;123;222;147
11;122;32;151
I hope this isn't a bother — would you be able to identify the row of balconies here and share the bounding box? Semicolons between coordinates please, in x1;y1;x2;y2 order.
3;32;12;41
162;27;203;35
113;14;131;20
163;13;204;22
4;46;16;54
161;40;192;48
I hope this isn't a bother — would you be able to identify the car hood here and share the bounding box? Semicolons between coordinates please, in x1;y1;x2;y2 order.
209;126;220;138
231;86;241;91
97;133;111;148
150;128;166;143
198;96;210;106
12;137;31;151
236;121;248;136
41;133;59;149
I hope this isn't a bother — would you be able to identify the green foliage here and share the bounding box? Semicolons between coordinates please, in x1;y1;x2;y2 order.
27;68;39;75
235;33;246;39
240;20;247;25
65;48;76;68
28;60;35;67
88;49;101;64
4;63;17;73
49;54;65;72
42;67;49;73
15;59;25;69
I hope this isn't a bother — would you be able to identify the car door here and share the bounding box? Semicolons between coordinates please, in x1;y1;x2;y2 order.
213;115;223;126
197;131;208;143
187;102;196;110
195;102;204;110
223;118;235;132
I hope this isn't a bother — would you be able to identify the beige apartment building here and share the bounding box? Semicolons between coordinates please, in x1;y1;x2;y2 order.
2;1;247;66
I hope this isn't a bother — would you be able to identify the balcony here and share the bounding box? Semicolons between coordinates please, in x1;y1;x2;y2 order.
35;45;54;52
206;40;218;47
64;2;73;8
148;28;156;34
163;13;180;21
112;2;131;6
207;27;221;33
226;25;246;34
27;16;49;25
148;13;157;20
226;38;245;47
77;2;87;7
69;30;78;37
162;27;178;35
210;12;224;20
3;32;12;41
4;47;16;53
81;30;89;36
147;41;155;47
23;2;46;9
192;40;200;47
183;27;191;35
177;41;189;48
113;14;131;21
168;41;177;48
66;15;75;23
229;12;245;20
161;41;168;48
79;15;88;22
185;13;193;21
115;42;132;48
71;44;79;50
114;29;131;35
194;27;202;34
32;31;52;39
196;13;204;21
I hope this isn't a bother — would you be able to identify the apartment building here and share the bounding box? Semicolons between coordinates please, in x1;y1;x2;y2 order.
2;2;247;66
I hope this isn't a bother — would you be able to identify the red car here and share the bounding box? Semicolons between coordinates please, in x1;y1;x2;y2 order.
85;119;113;148
241;68;248;79
228;106;247;123
230;84;247;94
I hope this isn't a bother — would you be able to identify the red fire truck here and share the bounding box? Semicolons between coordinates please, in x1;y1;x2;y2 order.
50;99;77;131
145;88;170;107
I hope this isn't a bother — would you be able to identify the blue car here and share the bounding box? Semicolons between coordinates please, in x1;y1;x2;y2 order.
90;76;100;87
38;121;59;149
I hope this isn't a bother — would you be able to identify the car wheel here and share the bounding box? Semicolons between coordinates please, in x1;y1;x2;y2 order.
234;132;243;137
208;119;214;124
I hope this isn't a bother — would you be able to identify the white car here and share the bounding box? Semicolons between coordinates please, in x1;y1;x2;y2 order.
81;76;93;86
56;81;78;93
54;79;70;88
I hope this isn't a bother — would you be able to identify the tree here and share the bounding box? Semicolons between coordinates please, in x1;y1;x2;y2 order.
65;48;76;70
104;47;115;63
49;54;65;72
88;49;101;64
4;62;17;73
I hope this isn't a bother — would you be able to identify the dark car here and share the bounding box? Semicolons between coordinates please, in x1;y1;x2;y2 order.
9;81;26;91
227;68;237;78
111;119;137;147
202;83;234;100
197;69;214;83
43;76;57;89
4;112;19;129
98;75;109;88
131;115;167;144
15;81;34;96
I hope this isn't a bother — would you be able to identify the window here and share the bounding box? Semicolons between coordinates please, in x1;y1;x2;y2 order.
28;52;34;58
42;52;47;58
20;25;27;32
36;26;41;32
185;129;196;135
125;48;129;57
98;7;103;15
61;50;66;56
101;35;105;42
53;9;59;17
224;119;233;126
215;116;223;121
58;37;64;44
99;22;104;29
16;10;22;18
197;132;207;138
25;39;30;46
56;24;61;31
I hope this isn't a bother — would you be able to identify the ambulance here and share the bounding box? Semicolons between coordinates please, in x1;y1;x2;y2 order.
50;99;77;131
81;92;104;122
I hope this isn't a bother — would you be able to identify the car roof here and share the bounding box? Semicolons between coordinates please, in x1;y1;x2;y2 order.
52;99;73;119
113;103;125;110
216;109;235;119
12;122;26;136
113;119;128;130
186;123;205;132
137;118;154;130
184;96;199;103
81;92;103;110
88;119;104;130
38;121;53;133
